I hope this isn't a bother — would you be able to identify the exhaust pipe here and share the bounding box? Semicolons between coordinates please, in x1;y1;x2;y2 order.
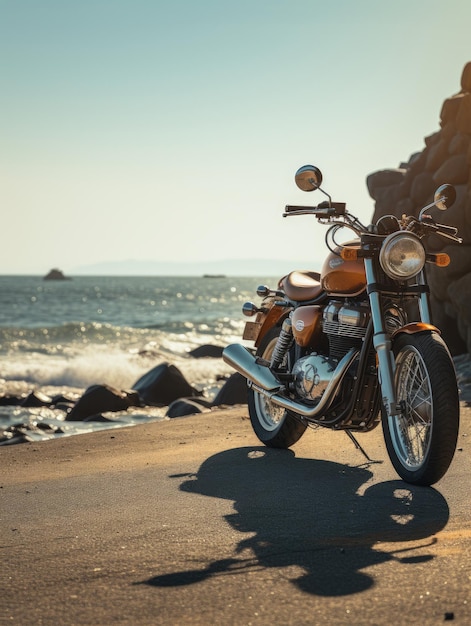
222;343;358;418
222;344;282;392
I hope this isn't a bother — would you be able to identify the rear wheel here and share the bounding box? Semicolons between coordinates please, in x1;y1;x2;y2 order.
248;327;307;448
382;332;459;486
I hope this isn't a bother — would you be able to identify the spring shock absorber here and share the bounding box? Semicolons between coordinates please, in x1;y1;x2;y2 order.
270;316;294;369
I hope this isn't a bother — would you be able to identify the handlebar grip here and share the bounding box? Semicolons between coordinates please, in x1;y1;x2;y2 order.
284;202;346;217
284;205;317;213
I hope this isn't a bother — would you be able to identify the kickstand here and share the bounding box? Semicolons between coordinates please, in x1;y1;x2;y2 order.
345;430;373;463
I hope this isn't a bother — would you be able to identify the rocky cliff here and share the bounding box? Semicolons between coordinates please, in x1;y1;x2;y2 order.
366;62;471;356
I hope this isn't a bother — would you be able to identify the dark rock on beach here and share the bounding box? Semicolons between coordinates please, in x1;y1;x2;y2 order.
67;384;141;421
165;373;247;418
1;421;64;445
131;362;202;407
20;390;53;408
1;352;248;444
0;394;26;406
367;61;471;355
211;372;248;407
188;345;224;359
166;398;212;418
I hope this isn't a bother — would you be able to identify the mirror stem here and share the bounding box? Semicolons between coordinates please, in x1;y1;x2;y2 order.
318;186;333;206
418;196;445;221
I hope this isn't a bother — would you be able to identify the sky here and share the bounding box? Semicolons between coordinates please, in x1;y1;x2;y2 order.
1;0;471;275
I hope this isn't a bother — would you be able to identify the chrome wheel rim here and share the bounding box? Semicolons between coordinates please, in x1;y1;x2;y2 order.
390;346;433;469
253;391;286;431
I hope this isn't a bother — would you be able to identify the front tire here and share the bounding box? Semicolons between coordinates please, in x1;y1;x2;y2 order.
382;332;459;486
248;327;307;448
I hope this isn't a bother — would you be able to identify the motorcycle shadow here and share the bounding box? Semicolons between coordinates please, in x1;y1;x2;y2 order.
144;447;449;597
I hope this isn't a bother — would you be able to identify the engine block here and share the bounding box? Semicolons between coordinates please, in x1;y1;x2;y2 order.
322;301;370;359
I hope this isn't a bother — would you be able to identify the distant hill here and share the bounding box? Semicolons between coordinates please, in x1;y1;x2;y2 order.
71;258;320;276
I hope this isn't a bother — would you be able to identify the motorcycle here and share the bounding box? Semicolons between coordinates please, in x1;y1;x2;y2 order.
223;165;462;486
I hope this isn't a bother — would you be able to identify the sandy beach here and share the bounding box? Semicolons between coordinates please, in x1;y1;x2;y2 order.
1;404;470;625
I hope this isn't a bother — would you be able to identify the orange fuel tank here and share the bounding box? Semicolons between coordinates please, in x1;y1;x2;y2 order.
321;242;366;297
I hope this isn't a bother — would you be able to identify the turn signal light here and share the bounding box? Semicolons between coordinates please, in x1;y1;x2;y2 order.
428;253;451;267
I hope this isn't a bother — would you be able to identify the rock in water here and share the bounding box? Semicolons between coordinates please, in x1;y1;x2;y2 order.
20;391;53;407
43;268;70;280
132;363;201;407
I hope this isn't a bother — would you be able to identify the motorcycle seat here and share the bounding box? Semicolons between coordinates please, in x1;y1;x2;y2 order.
280;270;323;302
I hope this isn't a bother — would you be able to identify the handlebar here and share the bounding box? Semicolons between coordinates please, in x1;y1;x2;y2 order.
418;216;463;243
435;225;462;242
283;201;346;218
283;201;463;244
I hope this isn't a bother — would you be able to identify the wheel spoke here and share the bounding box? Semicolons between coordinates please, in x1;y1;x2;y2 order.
255;393;285;429
394;347;433;468
408;359;424;407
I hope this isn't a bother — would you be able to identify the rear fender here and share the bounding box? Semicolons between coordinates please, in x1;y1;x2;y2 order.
243;303;291;347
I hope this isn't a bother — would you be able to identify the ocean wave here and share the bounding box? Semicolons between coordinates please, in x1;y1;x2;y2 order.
0;325;240;392
0;275;255;441
0;319;244;354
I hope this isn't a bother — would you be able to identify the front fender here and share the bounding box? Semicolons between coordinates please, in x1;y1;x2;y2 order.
391;322;441;338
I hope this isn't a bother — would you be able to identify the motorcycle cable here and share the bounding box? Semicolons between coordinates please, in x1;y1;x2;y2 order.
324;218;373;255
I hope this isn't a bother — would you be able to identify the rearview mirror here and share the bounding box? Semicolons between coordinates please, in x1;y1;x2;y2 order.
295;165;323;192
434;184;456;211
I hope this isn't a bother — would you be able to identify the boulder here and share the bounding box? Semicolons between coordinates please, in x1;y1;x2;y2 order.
447;273;471;353
67;384;140;421
0;394;25;406
449;132;470;155
366;61;471;355
433;153;469;185
166;398;212;418
188;345;224;358
456;93;471;134
211;373;248;406
20;391;52;408
366;169;406;200
409;171;436;205
425;138;449;171
131;362;201;407
439;94;465;126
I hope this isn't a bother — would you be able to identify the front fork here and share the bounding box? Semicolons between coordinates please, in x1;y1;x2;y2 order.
363;259;434;419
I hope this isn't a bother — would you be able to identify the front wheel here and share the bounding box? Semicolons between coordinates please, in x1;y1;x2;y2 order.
248;327;307;448
382;332;459;486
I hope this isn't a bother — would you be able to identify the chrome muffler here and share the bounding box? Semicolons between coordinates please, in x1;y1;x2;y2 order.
222;343;358;418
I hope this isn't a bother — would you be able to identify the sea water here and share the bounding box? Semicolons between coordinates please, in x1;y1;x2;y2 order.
0;274;276;441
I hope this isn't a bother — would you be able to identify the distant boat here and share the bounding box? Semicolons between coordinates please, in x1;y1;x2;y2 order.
202;274;226;278
43;268;71;281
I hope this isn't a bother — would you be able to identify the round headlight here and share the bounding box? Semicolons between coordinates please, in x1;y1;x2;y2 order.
379;232;426;280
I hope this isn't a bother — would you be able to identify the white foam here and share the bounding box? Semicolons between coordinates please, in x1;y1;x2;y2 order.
0;343;232;392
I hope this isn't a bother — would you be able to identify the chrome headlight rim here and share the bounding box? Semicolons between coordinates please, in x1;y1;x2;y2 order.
379;232;426;281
